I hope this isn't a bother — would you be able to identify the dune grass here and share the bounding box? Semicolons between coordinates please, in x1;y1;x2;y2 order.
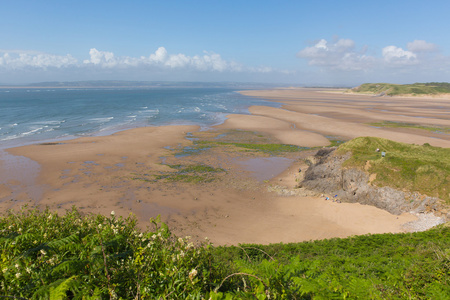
351;82;450;96
368;121;450;134
337;137;450;203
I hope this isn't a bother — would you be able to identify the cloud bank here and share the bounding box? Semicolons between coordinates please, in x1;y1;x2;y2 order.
0;47;253;73
297;38;448;74
0;50;77;69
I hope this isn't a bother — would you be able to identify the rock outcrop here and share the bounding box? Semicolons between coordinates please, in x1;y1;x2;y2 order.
299;147;447;219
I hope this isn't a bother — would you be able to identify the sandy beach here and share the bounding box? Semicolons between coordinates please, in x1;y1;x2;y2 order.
1;88;449;245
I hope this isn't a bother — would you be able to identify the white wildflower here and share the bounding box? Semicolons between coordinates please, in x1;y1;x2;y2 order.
157;232;161;237
188;269;198;281
18;228;22;233
15;273;21;279
26;267;31;274
2;268;7;273
15;264;19;269
110;211;115;216
48;214;53;220
98;224;102;229
40;249;47;256
138;233;143;238
151;234;157;240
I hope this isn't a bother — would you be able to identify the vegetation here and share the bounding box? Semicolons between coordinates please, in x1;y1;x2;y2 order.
0;207;217;299
1;207;449;299
132;164;225;183
337;137;450;203
368;121;450;134
196;140;308;154
351;82;450;96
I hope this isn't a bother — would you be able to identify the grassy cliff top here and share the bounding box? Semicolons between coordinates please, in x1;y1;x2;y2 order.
337;137;450;203
350;82;450;96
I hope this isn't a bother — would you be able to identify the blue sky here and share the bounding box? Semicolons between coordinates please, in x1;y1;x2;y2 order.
1;0;450;86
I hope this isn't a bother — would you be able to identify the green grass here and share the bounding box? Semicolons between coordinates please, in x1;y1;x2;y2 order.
337;137;450;203
154;164;225;183
196;140;307;154
131;164;225;183
212;224;450;299
1;207;449;299
350;82;450;96
368;121;450;134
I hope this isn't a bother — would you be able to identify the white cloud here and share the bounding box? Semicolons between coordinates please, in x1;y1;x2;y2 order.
0;47;294;84
407;40;438;53
148;47;168;63
297;38;373;71
382;46;417;65
82;47;249;72
0;47;275;74
0;50;77;69
297;38;450;74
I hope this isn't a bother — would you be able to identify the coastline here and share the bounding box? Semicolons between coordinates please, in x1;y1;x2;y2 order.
2;88;449;245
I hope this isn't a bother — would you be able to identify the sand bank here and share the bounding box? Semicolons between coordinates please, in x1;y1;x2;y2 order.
238;88;450;148
3;88;448;245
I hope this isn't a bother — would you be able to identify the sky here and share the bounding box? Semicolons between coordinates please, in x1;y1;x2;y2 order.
1;0;450;86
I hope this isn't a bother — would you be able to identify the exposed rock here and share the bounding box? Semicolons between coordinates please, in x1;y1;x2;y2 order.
300;148;448;219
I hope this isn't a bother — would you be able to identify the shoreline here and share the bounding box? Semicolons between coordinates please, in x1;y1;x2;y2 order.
2;88;449;245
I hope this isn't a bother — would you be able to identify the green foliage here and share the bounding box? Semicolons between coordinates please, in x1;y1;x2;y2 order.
0;207;217;299
210;225;450;299
131;163;226;183
196;140;307;154
154;164;226;183
336;137;450;203
1;207;449;299
351;82;450;96
368;121;450;134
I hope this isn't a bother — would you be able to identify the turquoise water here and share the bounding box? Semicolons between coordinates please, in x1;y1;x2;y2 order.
0;87;279;149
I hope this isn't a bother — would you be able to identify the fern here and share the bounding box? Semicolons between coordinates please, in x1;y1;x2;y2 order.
49;276;81;300
47;233;80;250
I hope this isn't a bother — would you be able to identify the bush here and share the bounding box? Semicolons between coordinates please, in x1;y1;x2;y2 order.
0;206;218;299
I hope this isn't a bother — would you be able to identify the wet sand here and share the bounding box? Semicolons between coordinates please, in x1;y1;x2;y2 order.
2;88;448;245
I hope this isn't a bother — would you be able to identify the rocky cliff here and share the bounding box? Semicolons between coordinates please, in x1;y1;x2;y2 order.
299;147;448;219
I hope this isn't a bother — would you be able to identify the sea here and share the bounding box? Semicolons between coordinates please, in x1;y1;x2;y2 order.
0;87;280;149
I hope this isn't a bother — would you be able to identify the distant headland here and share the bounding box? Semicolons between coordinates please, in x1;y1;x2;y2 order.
347;82;450;97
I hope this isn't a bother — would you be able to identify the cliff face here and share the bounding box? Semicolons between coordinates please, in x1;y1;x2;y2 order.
300;148;447;218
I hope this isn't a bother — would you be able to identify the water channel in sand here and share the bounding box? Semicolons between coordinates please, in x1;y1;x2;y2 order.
237;157;293;181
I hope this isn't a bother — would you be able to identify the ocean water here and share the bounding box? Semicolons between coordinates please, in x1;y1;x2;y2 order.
0;87;279;149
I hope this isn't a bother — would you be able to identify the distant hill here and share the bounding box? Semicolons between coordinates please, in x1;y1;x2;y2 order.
350;82;450;96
